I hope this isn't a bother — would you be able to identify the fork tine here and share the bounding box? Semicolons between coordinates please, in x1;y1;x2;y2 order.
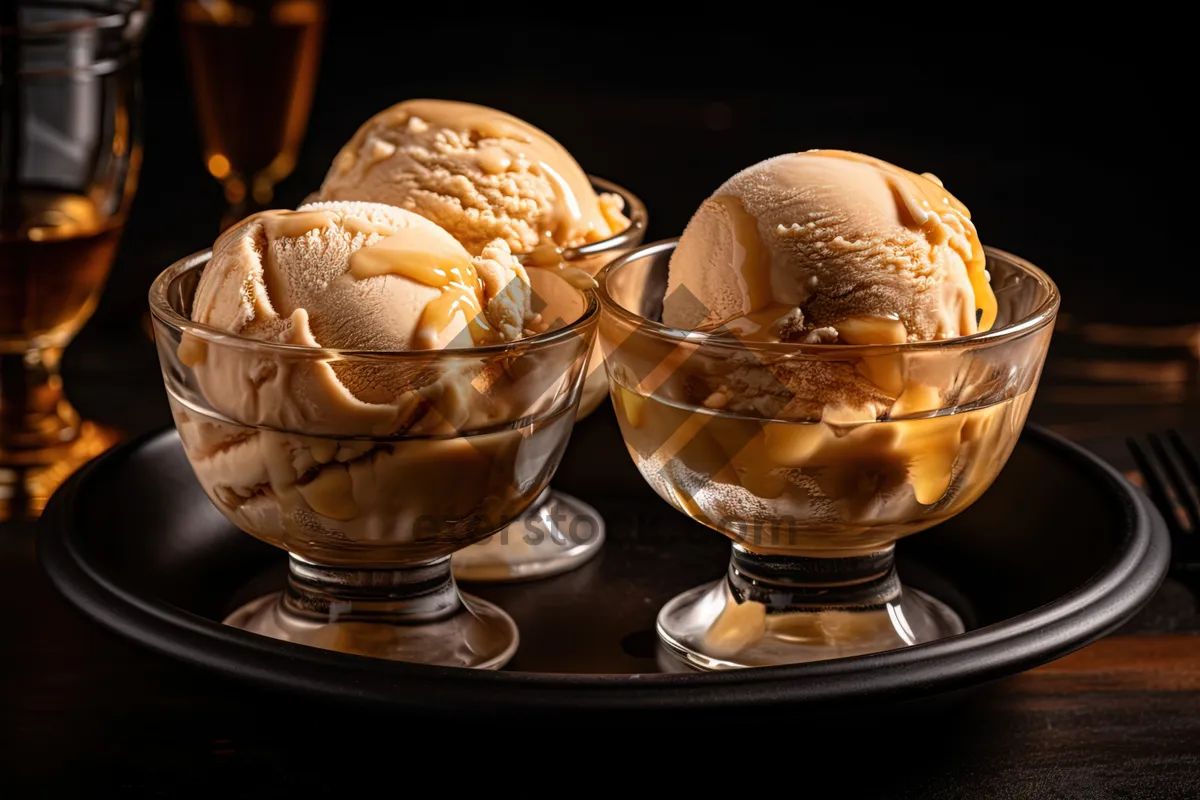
1166;430;1200;531
1128;437;1184;539
1149;432;1200;534
1167;430;1200;494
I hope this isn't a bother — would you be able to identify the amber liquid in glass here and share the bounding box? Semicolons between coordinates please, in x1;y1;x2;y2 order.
0;192;124;515
0;192;123;350
179;0;324;194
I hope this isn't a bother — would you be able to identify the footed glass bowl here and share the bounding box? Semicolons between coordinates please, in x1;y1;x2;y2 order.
150;251;597;668
598;240;1058;669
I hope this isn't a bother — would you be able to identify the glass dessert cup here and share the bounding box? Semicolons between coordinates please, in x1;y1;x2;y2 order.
598;240;1059;670
0;1;146;520
179;0;328;230
149;252;598;668
451;176;647;582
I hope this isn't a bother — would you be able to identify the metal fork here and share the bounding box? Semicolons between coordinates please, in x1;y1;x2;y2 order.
1127;430;1200;572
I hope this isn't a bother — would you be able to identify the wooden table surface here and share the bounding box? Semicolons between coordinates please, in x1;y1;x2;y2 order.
2;319;1199;797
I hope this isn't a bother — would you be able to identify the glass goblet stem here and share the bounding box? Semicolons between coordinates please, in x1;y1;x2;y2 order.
284;556;464;624
0;346;75;451
0;345;120;519
728;545;902;609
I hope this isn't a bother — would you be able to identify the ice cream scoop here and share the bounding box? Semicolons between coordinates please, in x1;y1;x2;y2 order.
179;200;544;436
189;200;535;352
315;99;630;256
624;152;1009;508
163;199;592;553
662;150;996;344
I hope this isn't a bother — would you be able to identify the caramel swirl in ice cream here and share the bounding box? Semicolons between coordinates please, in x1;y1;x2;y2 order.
608;360;1031;554
821;150;995;333
713;194;772;314
180;201;547;444
519;240;599;291
347;217;495;347
257;209;338;240
189;202;537;357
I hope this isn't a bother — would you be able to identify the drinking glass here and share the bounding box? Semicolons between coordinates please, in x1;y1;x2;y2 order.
178;0;325;229
149;253;597;668
450;176;646;582
0;0;147;520
599;240;1059;669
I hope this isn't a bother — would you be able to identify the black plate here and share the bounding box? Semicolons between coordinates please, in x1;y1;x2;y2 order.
39;412;1169;716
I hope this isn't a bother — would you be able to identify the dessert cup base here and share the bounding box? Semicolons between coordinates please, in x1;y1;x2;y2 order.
1;420;122;521
225;557;518;669
225;591;518;669
656;547;965;670
452;490;605;583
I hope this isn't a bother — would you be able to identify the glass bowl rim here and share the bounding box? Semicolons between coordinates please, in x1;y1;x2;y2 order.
559;175;648;261
597;239;1060;356
149;251;600;360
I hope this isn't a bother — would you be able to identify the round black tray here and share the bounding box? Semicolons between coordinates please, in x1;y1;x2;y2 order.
39;411;1169;716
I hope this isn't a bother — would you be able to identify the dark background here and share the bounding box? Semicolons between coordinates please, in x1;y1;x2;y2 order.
11;13;1200;795
68;10;1189;432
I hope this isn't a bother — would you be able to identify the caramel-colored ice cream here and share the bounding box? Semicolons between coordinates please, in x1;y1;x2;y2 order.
170;201;591;561
663;150;996;343
654;150;1000;421
179;200;543;435
170;395;577;564
602;150;1024;556
316;99;630;256
598;152;1049;665
190;200;535;352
